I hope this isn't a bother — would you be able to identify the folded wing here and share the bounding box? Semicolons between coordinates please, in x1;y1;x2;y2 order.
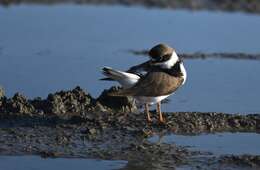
108;71;184;97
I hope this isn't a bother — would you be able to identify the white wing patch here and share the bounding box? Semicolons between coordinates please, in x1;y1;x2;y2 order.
102;67;140;88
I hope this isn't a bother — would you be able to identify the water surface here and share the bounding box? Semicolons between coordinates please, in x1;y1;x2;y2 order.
0;156;127;170
149;132;260;155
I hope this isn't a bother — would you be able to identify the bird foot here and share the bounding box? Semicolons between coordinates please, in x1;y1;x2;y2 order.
147;117;153;123
158;118;166;124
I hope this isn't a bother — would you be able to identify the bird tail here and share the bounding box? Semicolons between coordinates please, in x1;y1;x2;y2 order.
101;67;127;81
99;77;114;81
101;66;140;89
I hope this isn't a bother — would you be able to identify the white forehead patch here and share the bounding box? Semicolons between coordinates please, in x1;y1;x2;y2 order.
154;51;179;69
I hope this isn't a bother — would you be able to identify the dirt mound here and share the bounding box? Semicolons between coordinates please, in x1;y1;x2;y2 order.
0;86;137;116
0;93;35;114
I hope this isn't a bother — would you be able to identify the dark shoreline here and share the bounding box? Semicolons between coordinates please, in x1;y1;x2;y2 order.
129;50;260;61
1;86;259;134
2;0;260;15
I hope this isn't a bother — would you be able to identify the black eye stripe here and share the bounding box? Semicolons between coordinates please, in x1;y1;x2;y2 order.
151;54;172;63
160;54;171;62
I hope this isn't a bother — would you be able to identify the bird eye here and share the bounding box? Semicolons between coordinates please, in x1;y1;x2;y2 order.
161;54;171;61
150;54;171;63
158;57;163;62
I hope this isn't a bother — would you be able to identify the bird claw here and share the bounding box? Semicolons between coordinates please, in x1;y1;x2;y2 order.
158;118;166;124
147;117;153;124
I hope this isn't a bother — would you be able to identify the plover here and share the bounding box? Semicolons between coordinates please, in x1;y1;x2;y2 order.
101;44;187;123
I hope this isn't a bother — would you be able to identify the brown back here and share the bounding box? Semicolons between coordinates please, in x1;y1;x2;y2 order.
112;71;184;97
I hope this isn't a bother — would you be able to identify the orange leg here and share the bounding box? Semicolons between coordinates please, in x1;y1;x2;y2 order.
145;103;152;122
157;102;165;123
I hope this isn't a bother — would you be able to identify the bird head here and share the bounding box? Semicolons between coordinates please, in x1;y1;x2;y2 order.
148;43;180;69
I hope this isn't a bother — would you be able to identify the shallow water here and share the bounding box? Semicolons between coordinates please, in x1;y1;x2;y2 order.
0;156;127;170
0;4;260;114
149;132;260;155
166;59;260;113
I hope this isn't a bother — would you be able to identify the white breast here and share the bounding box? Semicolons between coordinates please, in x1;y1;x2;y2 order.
180;63;187;85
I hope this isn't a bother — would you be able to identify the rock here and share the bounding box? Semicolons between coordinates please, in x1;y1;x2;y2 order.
0;93;35;114
0;86;4;108
29;97;47;114
97;86;137;112
0;86;4;99
40;86;94;115
220;155;260;168
88;128;97;135
39;151;61;158
92;101;107;112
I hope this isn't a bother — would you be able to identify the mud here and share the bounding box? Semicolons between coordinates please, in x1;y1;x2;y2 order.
0;86;260;169
0;86;134;115
220;155;260;168
0;86;259;133
32;86;94;115
0;93;35;114
2;0;260;15
129;50;260;61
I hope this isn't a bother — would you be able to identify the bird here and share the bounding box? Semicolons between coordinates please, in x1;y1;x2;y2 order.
101;43;187;123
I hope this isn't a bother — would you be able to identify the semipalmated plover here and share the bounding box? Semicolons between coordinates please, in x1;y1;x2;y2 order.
101;44;187;123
